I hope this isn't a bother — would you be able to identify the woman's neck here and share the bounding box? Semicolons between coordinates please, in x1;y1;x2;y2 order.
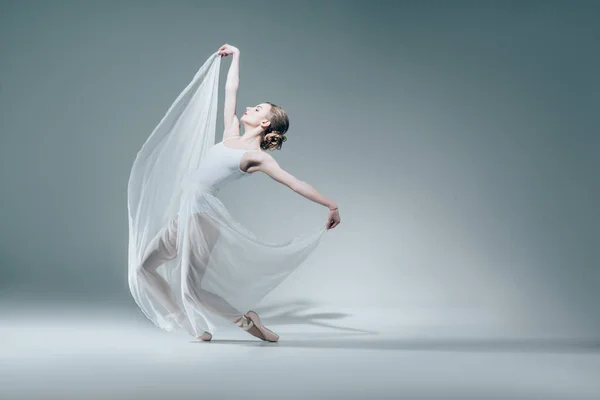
240;125;264;149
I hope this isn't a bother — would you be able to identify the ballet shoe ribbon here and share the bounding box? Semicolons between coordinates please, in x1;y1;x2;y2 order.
235;315;254;331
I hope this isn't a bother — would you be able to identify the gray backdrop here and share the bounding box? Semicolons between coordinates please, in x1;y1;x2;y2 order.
1;0;598;336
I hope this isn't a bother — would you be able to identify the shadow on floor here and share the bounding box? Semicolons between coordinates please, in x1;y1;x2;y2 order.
197;299;600;354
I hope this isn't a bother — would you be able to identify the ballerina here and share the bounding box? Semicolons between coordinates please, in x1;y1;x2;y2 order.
127;44;340;342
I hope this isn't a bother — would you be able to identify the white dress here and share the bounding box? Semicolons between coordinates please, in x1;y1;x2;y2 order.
127;52;328;336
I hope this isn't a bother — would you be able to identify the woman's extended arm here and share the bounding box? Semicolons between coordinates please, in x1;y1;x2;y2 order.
256;153;341;229
218;44;240;135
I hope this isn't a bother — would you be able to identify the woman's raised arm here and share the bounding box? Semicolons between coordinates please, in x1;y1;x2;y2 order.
218;44;240;135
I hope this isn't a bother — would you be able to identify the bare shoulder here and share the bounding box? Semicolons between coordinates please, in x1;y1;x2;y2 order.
247;150;274;172
254;149;275;164
252;151;298;189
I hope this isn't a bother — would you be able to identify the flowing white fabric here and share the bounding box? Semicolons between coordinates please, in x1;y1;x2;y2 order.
127;51;328;336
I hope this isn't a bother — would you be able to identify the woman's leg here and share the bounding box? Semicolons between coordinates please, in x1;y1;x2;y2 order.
135;218;180;314
182;213;245;323
181;212;279;341
135;217;194;335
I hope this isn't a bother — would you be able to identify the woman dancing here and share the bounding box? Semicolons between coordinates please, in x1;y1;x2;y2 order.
127;43;340;342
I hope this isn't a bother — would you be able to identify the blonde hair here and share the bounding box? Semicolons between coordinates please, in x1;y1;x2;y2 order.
261;102;289;151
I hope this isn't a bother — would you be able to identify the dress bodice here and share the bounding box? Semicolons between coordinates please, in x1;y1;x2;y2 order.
181;141;259;194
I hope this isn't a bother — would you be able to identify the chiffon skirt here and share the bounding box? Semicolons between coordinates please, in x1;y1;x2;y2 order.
128;183;328;336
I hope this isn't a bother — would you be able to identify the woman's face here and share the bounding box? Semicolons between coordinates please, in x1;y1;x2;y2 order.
240;103;272;129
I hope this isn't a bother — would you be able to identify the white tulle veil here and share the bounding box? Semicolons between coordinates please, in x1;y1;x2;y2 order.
127;52;221;326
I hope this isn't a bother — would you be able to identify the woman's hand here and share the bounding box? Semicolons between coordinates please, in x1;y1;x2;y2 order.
218;44;239;57
326;207;341;230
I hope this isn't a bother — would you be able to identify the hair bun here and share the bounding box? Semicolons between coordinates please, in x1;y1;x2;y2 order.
261;131;287;151
260;102;289;151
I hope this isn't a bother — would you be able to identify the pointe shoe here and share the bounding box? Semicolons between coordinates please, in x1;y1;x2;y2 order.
235;310;279;342
197;331;212;341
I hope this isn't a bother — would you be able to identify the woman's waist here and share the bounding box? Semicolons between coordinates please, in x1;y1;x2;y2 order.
180;179;220;195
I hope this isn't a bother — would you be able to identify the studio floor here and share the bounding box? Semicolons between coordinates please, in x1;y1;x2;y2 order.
1;304;599;400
